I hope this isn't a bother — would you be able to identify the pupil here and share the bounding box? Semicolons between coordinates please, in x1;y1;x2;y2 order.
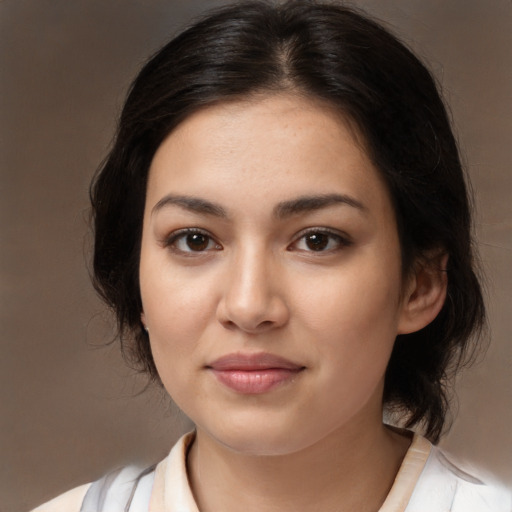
187;233;208;251
306;233;328;251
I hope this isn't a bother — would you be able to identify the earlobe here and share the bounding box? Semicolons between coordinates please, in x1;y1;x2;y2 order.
398;252;448;335
141;312;148;332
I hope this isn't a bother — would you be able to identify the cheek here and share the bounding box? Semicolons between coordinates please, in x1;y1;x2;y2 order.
304;268;401;332
297;257;403;367
299;271;402;419
141;259;215;326
140;267;204;367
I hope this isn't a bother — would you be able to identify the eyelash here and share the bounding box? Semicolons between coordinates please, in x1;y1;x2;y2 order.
163;227;352;255
288;228;353;253
163;228;221;255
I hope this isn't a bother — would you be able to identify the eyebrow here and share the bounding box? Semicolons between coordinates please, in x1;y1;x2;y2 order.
152;194;228;218
151;193;365;219
273;194;366;219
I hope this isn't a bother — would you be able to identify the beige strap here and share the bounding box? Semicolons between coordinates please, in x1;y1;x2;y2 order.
148;458;168;512
379;434;432;512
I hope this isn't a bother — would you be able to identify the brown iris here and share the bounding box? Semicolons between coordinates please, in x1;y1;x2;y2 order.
186;233;210;251
304;233;329;251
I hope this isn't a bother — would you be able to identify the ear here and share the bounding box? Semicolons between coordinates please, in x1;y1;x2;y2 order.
398;251;448;335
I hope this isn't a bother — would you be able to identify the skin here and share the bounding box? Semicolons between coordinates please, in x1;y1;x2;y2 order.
139;94;447;512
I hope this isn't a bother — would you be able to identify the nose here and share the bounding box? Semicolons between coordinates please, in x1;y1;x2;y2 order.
216;248;290;334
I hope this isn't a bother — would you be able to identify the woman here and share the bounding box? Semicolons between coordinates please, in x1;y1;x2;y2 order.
32;1;510;510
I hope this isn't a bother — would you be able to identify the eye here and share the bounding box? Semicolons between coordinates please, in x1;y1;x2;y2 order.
165;229;221;254
290;229;351;253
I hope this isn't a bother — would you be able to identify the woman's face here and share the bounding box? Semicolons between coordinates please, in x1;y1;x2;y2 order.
140;94;412;456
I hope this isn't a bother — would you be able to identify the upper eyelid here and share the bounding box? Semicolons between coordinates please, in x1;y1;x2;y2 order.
293;226;351;240
163;227;219;246
289;227;353;251
168;227;210;236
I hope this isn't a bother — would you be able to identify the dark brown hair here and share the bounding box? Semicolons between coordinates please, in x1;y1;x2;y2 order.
91;0;485;443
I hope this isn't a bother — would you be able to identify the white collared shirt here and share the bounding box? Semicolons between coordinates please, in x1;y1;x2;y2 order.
32;431;511;512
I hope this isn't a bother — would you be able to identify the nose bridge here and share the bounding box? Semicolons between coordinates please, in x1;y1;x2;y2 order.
233;243;270;302
219;242;287;332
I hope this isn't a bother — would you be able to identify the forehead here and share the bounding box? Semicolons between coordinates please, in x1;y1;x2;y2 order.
146;93;391;219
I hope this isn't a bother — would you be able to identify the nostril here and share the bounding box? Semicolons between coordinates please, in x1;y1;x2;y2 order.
221;319;274;333
221;319;238;331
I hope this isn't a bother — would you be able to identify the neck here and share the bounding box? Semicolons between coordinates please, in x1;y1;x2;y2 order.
187;420;410;512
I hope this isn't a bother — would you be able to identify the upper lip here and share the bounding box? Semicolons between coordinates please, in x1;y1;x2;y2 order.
207;352;304;371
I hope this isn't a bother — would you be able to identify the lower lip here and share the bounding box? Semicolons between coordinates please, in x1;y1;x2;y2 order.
210;368;302;394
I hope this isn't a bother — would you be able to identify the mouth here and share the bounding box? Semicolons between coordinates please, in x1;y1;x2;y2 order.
206;352;305;394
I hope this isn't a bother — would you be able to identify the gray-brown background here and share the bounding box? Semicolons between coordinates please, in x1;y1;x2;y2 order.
1;1;510;511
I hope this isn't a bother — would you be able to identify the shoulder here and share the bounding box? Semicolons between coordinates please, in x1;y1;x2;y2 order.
30;464;156;512
30;483;91;512
29;432;195;512
407;444;511;512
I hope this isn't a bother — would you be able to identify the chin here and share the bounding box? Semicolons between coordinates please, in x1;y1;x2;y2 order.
198;415;328;457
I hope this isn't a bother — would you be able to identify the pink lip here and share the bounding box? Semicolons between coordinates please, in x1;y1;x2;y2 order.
207;353;305;394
